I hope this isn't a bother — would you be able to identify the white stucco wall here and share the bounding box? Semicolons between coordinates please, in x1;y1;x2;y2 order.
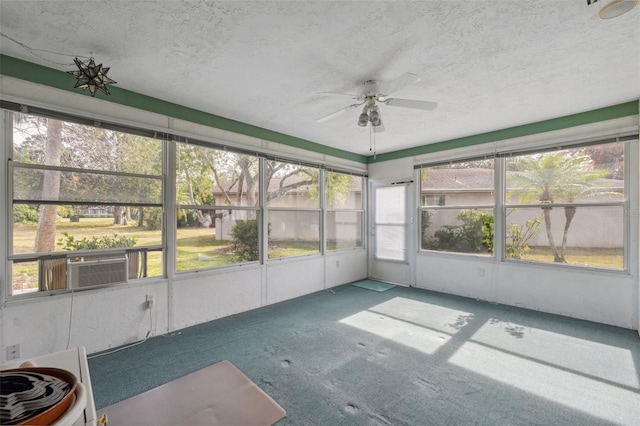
416;254;636;328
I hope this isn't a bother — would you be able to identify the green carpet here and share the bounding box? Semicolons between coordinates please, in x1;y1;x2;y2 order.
88;284;640;425
351;279;396;292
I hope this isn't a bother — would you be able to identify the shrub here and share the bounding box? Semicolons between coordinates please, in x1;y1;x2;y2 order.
13;204;39;224
428;209;494;254
229;220;260;262
144;207;162;230
506;217;541;259
57;232;137;251
57;205;74;218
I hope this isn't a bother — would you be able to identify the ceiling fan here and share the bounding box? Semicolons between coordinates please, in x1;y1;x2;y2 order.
317;73;437;132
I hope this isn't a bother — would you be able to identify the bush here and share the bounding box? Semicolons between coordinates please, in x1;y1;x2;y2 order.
57;205;74;218
506;217;541;259
57;232;137;251
144;207;162;230
229;220;260;262
427;209;494;254
13;204;39;224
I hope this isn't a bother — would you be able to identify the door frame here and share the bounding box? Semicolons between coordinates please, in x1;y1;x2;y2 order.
368;179;416;286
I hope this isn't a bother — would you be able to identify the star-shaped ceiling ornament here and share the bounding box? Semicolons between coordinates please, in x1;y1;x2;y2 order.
66;57;117;97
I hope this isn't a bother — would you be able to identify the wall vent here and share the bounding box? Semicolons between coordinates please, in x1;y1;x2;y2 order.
67;255;128;289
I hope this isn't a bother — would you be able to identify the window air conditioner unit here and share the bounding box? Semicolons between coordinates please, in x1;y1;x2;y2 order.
67;254;128;289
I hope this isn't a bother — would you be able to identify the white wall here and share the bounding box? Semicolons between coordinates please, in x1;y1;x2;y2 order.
416;254;637;328
0;250;367;364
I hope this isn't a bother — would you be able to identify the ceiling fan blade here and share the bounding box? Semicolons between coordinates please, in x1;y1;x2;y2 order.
318;92;358;98
384;98;438;111
381;73;421;97
316;103;362;123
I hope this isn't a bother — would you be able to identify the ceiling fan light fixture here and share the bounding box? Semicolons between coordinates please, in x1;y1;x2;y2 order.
358;106;369;127
598;0;638;18
369;106;382;127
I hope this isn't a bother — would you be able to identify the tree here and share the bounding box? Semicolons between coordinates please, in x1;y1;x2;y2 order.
34;119;62;252
508;151;605;263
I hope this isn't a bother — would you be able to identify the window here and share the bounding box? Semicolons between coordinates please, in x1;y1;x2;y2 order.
418;138;633;271
4;104;368;298
505;141;626;269
9;112;164;295
421;194;445;206
175;144;260;271
266;161;320;259
326;172;364;251
420;160;495;255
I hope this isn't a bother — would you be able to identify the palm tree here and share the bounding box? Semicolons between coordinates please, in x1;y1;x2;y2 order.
508;151;605;263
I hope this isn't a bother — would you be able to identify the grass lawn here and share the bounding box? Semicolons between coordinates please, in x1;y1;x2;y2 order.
12;218;321;291
268;241;319;259
521;247;623;269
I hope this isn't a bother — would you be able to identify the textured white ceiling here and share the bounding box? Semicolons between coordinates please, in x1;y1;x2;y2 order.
1;1;638;156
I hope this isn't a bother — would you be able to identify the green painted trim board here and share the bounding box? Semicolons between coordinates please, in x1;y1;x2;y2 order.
2;55;635;166
367;101;639;163
0;54;367;164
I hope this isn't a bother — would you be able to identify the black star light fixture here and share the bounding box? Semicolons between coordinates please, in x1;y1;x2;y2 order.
66;57;117;97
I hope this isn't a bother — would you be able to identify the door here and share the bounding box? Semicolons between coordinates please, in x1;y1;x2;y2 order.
369;181;415;285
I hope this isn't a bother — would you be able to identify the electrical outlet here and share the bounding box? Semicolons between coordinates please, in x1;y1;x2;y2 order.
7;344;20;360
146;294;155;309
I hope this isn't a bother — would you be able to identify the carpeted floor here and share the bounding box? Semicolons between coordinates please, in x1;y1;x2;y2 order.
88;282;640;425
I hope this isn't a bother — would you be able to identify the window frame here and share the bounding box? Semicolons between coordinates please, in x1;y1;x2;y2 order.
324;171;365;252
265;160;322;260
502;141;628;270
418;159;496;257
7;109;166;296
416;136;635;273
3;103;368;298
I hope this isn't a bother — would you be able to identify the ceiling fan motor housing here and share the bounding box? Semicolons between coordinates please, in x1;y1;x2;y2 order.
358;80;383;99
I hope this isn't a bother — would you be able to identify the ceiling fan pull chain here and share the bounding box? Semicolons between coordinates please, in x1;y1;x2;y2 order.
370;125;376;158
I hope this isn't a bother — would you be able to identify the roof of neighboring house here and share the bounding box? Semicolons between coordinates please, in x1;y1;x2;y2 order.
213;175;362;195
421;168;494;191
421;168;624;193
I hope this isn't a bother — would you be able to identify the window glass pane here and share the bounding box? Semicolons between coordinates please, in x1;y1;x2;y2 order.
266;161;319;208
176;209;258;271
326;173;363;209
12;204;161;255
422;208;494;255
375;224;405;261
375;186;405;223
13;167;162;204
421;159;495;207
12;114;162;173
146;250;164;278
11;260;39;295
505;142;624;205
268;210;320;258
505;206;623;269
176;144;259;207
327;211;363;250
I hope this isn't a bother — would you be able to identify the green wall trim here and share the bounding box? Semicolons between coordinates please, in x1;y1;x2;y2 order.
0;54;368;164
3;55;636;167
367;101;639;163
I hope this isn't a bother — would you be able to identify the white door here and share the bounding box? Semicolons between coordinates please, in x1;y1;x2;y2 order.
369;181;415;285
